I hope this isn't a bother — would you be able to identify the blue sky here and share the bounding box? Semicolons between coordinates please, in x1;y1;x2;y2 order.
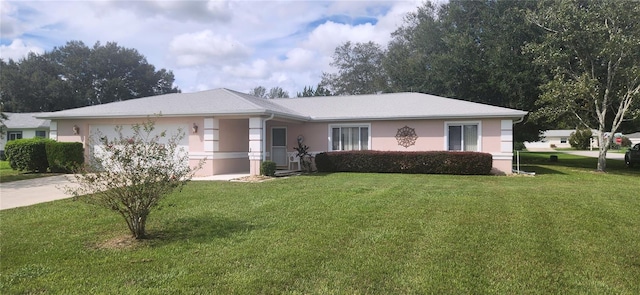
1;0;425;95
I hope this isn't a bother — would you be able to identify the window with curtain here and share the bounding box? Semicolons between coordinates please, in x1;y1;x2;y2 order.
331;125;369;151
447;123;479;151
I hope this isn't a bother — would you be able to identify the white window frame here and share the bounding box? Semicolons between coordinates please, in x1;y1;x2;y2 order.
444;121;482;152
328;123;371;151
7;131;23;141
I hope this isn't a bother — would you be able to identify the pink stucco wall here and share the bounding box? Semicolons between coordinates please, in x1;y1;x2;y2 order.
267;118;513;174
54;116;513;176
219;119;249;152
53;117;250;177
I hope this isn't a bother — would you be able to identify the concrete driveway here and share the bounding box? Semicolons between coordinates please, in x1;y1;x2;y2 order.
0;175;78;210
0;173;250;210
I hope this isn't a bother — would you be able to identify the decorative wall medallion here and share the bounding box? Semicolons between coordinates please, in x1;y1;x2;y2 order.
395;125;418;148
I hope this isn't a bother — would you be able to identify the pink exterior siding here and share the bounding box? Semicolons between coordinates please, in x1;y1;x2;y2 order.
267;118;513;174
53;116;515;176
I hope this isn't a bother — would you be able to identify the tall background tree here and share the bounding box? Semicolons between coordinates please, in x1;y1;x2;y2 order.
249;86;290;98
297;84;332;97
527;0;640;171
382;0;546;142
320;41;388;95
0;41;179;112
320;1;546;142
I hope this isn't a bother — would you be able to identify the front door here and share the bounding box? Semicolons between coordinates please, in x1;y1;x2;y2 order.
271;127;287;166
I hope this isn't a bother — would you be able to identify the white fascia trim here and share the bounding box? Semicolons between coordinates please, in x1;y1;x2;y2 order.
190;152;248;160
491;152;514;160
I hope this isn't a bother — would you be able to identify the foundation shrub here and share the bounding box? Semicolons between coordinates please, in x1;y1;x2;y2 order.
46;141;84;173
315;151;492;175
261;160;277;176
5;138;54;172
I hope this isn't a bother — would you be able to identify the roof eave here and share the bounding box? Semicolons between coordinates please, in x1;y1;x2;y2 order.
309;113;528;122
37;110;311;121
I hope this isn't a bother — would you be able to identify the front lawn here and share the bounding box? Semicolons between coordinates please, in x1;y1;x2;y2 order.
1;154;639;294
0;161;60;183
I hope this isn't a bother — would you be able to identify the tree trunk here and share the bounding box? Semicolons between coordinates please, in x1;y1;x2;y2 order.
129;214;147;239
597;133;609;172
597;148;607;172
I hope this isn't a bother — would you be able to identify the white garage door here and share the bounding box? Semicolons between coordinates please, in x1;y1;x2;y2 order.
89;123;189;167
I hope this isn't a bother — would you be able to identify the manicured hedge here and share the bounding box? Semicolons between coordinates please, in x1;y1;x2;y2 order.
261;160;277;176
5;138;54;172
315;151;493;175
46;141;84;173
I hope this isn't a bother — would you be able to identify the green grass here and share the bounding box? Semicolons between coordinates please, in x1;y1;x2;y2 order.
0;161;60;183
1;153;639;294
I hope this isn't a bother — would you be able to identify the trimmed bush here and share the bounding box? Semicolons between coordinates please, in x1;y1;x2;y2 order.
315;151;493;175
569;128;592;150
620;136;632;148
5;138;54;172
46;141;84;173
261;160;277;176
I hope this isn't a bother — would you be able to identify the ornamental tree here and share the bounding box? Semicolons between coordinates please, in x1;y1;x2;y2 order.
66;119;203;239
527;0;640;171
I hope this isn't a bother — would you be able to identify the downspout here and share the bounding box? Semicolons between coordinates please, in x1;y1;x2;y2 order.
262;113;275;162
513;116;525;124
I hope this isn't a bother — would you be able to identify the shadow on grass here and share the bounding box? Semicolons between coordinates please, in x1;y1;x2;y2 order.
514;165;566;175
517;152;640;176
148;215;260;246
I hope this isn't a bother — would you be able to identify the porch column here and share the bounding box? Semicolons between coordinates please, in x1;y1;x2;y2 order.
203;118;219;153
500;119;513;154
248;117;263;176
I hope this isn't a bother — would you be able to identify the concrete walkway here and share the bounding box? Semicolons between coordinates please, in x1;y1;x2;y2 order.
0;173;250;210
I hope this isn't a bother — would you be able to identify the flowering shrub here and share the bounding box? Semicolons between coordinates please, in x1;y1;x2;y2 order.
66;119;203;239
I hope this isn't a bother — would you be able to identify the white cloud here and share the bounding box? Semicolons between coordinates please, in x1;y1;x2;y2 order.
97;0;234;23
0;39;44;61
302;21;379;55
0;1;20;38
222;59;269;79
169;30;252;67
2;0;423;95
280;48;318;70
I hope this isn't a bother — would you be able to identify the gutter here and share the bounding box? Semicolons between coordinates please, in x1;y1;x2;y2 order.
262;113;275;162
513;115;526;124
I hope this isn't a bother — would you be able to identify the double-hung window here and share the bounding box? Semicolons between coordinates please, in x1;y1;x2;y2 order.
330;125;370;151
36;130;47;138
446;122;480;151
7;131;23;141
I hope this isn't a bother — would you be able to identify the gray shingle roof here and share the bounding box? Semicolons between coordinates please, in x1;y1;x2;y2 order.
2;113;50;129
38;88;306;120
38;88;527;121
271;92;527;121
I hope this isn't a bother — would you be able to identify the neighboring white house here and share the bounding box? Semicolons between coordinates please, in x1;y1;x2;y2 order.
0;113;51;155
524;129;599;150
626;132;640;146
